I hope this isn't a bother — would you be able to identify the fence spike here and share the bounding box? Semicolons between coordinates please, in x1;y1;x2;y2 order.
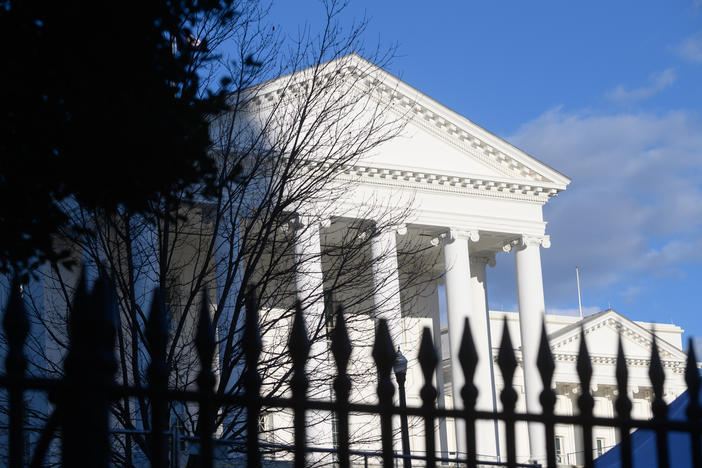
244;288;262;367
146;289;169;468
244;288;262;468
685;337;700;406
576;327;593;393
4;277;28;468
330;305;352;376
615;332;631;415
196;291;216;367
3;277;29;356
418;327;439;384
458;318;479;468
373;319;396;468
372;318;396;376
497;318;518;468
649;333;670;468
331;306;352;468
289;300;309;468
537;321;555;395
290;300;310;368
62;271;118;468
685;337;701;468
196;290;216;468
418;327;438;468
537;320;557;468
458;317;479;408
614;332;633;468
576;327;595;468
649;335;666;417
497;318;518;405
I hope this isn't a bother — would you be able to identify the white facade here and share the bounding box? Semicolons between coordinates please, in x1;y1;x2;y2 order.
435;309;687;465
248;54;689;466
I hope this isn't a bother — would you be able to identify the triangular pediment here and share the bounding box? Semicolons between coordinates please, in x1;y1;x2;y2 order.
245;53;570;196
549;310;686;362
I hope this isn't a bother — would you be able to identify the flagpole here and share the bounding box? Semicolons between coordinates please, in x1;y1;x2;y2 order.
576;266;583;319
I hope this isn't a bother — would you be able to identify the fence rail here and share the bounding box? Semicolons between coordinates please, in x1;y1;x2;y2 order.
1;274;701;468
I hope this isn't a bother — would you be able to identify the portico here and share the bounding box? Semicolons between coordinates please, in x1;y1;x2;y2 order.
288;214;557;461
252;53;571;464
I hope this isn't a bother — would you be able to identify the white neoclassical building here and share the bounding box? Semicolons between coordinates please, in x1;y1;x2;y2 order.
10;53;689;467
246;54;689;467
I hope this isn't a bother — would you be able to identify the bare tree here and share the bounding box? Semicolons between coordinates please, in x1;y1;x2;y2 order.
9;1;442;465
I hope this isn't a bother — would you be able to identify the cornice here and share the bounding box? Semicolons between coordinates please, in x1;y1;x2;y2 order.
325;162;560;204
491;351;686;375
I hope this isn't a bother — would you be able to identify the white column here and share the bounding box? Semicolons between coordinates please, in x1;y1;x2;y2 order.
469;255;499;461
292;216;333;455
512;235;550;463
370;225;405;344
369;225;405;455
441;228;479;458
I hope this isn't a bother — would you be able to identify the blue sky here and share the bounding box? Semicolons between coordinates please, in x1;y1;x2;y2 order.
265;1;702;344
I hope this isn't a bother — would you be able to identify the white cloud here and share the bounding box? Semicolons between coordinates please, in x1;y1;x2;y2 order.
504;108;702;306
546;306;601;317
607;68;676;104
676;31;702;64
619;285;642;303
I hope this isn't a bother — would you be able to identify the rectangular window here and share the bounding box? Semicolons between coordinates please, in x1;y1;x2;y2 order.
555;436;564;464
596;438;605;457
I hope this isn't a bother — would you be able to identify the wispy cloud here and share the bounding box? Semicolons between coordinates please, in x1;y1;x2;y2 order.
607;68;676;104
619;285;642;303
501;108;702;308
676;31;702;64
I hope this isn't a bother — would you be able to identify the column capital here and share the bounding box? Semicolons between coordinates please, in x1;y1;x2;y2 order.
378;223;407;236
432;228;479;246
503;235;550;252
362;223;407;241
286;214;331;232
449;228;480;243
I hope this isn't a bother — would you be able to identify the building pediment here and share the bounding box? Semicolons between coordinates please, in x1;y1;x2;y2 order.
245;53;570;203
549;310;687;363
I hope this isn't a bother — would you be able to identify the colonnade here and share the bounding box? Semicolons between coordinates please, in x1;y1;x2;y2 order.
289;215;551;463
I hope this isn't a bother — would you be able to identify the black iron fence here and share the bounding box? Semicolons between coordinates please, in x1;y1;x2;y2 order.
1;274;701;468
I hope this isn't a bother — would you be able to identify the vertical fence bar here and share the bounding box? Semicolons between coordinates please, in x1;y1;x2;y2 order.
418;328;439;468
685;337;702;468
61;273;88;467
649;336;669;468
576;327;595;468
614;332;633;468
497;318;518;468
331;306;352;468
3;279;28;468
290;301;311;468
62;273;118;468
458;318;478;468
146;289;169;468
537;322;557;468
244;290;262;468
373;319;396;468
196;292;216;468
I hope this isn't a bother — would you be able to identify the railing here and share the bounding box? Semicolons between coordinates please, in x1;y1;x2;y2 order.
1;274;701;468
